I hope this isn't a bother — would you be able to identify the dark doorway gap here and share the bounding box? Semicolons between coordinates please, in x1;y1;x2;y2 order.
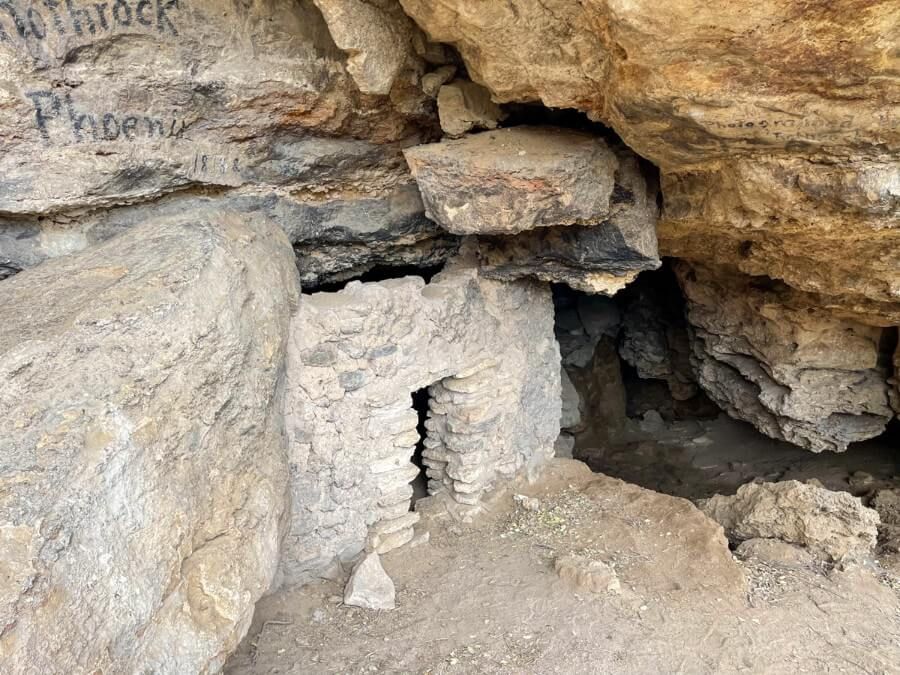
301;262;446;295
0;263;21;281
409;387;430;510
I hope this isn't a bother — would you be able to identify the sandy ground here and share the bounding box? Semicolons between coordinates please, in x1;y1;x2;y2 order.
226;457;900;675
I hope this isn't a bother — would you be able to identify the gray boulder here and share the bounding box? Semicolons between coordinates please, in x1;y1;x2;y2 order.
677;262;894;452
0;211;299;673
404;126;660;293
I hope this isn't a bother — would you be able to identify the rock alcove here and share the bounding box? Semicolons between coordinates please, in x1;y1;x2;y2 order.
0;0;898;672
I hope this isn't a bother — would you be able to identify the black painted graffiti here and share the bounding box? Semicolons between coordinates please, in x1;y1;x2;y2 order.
26;90;187;143
0;0;181;44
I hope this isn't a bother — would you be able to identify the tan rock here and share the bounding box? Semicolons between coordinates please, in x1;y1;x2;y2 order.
422;65;458;97
401;0;898;165
399;0;900;311
701;481;880;562
555;555;621;594
735;538;815;568
313;0;423;96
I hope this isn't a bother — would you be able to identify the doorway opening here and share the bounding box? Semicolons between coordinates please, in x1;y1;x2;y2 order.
409;386;431;510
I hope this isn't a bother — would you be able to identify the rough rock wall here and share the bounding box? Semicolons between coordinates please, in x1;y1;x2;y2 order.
0;0;460;285
0;211;299;673
399;0;900;315
281;264;560;585
677;262;894;452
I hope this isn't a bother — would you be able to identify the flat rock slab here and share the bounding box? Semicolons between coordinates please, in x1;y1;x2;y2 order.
404;126;624;236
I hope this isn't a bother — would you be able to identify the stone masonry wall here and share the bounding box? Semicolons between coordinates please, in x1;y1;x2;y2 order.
281;262;560;585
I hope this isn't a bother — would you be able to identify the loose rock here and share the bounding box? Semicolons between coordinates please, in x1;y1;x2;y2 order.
555;555;621;594
437;80;505;136
344;553;397;610
701;481;880;562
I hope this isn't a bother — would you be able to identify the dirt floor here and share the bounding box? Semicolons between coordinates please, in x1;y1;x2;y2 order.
226;452;900;675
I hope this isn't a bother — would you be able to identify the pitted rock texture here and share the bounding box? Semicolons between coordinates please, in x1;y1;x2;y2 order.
618;272;697;401
660;159;900;317
0;0;455;286
701;481;880;563
399;0;900;312
678;262;895;452
405;126;659;293
281;263;560;585
0;212;299;673
400;0;897;165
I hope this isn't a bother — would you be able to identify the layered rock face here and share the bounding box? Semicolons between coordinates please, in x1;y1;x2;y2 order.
678;262;895;452
0;212;299;672
0;0;459;286
281;264;560;585
400;0;899;316
405;126;660;293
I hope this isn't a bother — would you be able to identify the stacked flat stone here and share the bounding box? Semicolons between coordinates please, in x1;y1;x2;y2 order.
368;403;422;554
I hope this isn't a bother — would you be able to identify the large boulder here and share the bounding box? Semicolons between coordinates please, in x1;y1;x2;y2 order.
701;481;880;562
678;261;895;452
0;212;299;672
404;126;659;293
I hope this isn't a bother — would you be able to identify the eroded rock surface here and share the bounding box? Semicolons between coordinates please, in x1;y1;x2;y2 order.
678;262;895;452
0;212;299;673
701;481;880;562
399;0;900;312
281;263;560;585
